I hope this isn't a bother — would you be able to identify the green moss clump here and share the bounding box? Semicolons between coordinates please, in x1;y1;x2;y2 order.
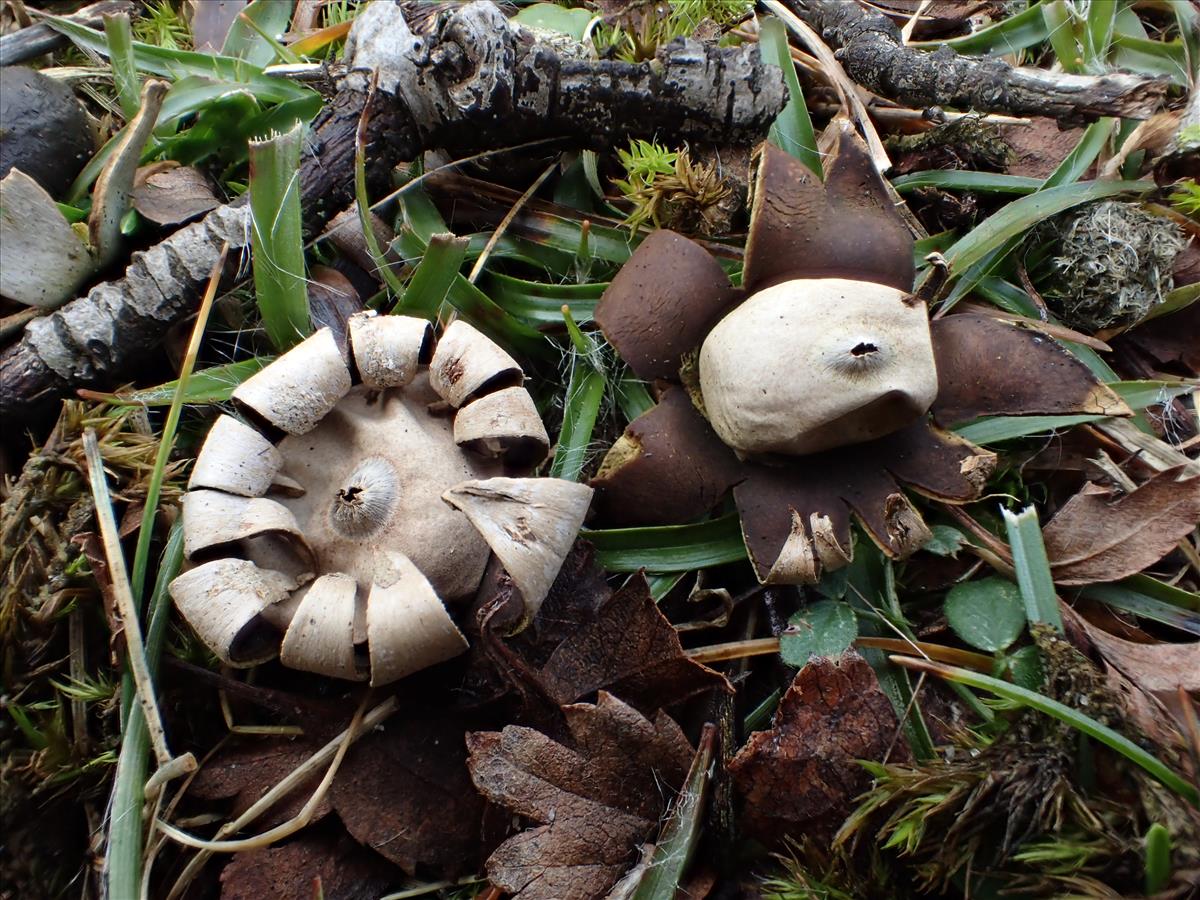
1039;201;1185;332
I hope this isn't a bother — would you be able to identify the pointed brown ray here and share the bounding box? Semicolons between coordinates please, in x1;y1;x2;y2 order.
930;313;1132;427
593;230;738;382
883;420;996;502
743;132;914;294
734;463;853;585
590;387;744;526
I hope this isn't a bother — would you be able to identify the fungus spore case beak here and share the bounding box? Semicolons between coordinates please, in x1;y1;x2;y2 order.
698;277;940;457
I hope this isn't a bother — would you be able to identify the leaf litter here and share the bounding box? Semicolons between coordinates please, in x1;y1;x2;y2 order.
1;1;1199;899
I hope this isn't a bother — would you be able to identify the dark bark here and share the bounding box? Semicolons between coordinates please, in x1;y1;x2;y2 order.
782;0;1171;124
0;0;135;66
0;0;785;424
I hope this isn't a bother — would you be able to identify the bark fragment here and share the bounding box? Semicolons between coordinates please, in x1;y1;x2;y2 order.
781;0;1170;123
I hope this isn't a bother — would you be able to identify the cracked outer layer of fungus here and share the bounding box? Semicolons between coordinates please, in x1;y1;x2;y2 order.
170;315;592;685
591;123;1131;584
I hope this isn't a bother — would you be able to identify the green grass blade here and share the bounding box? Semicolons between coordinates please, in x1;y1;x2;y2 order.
106;523;185;900
912;2;1048;54
104;13;141;118
954;380;1196;444
95;357;273;406
1043;118;1116;189
126;244;226;611
892;657;1199;805
1002;505;1063;632
46;14;312;101
249;123;310;350
628;725;716;900
1120;574;1200;612
1042;1;1083;72
1144;822;1173;894
760;17;821;177
1080;584;1200;637
943;179;1152;274
1082;0;1118;68
221;0;297;67
397;233;469;318
893;172;1041;194
584;514;747;572
549;322;605;482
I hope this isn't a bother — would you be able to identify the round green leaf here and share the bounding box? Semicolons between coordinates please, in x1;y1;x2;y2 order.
779;600;857;667
945;577;1026;653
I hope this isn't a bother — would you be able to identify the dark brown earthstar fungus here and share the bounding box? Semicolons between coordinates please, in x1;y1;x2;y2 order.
171;316;592;685
592;123;1132;584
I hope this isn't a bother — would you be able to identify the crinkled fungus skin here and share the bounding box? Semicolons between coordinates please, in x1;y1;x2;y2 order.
589;125;1130;584
172;324;592;684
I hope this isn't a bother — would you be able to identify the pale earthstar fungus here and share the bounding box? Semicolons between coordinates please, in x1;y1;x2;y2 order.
170;315;592;685
590;124;1131;584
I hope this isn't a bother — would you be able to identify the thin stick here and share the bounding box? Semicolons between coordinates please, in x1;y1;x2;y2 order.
467;162;557;285
163;696;397;900
687;637;779;664
82;430;187;772
128;242;229;608
760;0;891;171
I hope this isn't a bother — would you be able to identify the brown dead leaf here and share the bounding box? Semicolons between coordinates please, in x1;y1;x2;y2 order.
468;546;729;717
536;571;731;711
331;709;486;878
189;0;249;55
1000;119;1090;180
729;652;907;845
132;163;220;226
466;692;693;900
189;734;335;830
1043;467;1200;585
1068;606;1200;694
219;830;398;900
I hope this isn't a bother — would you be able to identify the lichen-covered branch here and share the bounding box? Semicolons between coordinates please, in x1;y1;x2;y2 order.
1;0;785;423
780;0;1170;123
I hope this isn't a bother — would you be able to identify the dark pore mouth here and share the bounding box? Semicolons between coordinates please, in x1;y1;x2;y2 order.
850;342;879;357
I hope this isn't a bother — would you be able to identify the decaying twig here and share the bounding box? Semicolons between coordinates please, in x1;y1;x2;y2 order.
0;0;135;66
780;0;1171;124
0;0;785;423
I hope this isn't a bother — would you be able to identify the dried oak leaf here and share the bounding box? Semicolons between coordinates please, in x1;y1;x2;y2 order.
331;709;486;878
466;692;694;900
1043;467;1200;585
219;829;397;900
469;547;729;716
535;570;731;711
729;651;906;845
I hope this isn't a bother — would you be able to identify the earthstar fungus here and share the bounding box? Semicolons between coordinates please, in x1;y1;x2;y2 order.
592;124;1130;584
171;314;590;684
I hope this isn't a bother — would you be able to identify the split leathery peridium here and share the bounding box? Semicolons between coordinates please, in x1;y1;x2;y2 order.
171;322;591;684
589;125;1127;584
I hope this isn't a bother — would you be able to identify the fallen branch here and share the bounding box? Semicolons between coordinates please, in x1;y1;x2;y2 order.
0;0;785;423
0;0;135;66
779;0;1171;124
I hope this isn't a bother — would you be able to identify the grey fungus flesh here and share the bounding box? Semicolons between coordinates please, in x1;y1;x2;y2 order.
181;490;312;564
172;316;589;684
443;477;594;628
279;573;364;681
366;552;469;687
168;559;293;667
453;386;550;466
348;310;432;389
188;414;282;497
232;327;352;435
429;319;524;408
